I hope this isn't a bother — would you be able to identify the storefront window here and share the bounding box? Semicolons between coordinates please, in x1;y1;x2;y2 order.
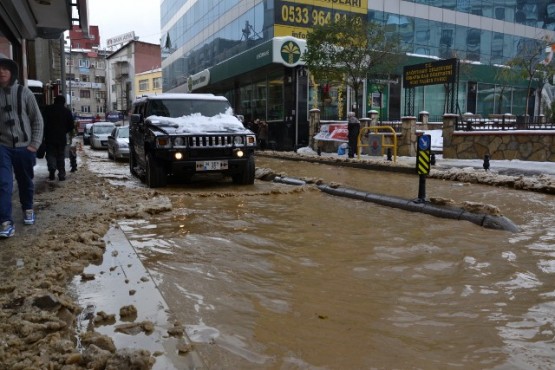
268;75;283;121
253;81;267;120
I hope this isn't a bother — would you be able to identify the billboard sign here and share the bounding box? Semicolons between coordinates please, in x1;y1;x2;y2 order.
107;31;136;48
274;0;368;38
403;58;458;89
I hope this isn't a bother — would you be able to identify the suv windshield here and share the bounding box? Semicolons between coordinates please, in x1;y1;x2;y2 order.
147;99;231;118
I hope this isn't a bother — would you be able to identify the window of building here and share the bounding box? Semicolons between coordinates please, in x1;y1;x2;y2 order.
268;75;283;121
80;75;89;82
153;77;162;89
96;91;106;99
81;105;91;113
95;76;105;83
80;90;91;99
79;59;90;68
139;79;149;91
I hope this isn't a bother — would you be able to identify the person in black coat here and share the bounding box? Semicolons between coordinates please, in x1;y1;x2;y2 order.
347;111;360;158
43;95;74;181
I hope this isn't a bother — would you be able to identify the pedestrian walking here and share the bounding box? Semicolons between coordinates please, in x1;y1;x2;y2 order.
257;120;268;150
0;54;44;237
68;127;79;172
347;111;360;158
43;95;74;181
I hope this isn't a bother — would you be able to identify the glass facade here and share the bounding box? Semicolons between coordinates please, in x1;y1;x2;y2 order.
161;0;555;145
162;0;271;92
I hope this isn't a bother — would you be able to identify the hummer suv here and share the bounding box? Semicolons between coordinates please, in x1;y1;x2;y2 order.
129;93;257;188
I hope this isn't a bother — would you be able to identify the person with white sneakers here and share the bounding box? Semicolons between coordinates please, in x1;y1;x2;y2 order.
0;54;44;238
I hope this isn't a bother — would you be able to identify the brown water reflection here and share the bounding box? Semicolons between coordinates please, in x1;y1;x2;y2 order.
120;157;555;369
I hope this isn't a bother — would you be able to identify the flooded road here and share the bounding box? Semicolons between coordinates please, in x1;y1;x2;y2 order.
87;149;555;369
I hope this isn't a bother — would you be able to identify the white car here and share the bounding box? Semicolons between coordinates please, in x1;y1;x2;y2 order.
90;122;116;149
83;123;93;145
107;125;130;161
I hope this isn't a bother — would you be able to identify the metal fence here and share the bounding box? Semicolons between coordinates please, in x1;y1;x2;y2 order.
455;117;555;131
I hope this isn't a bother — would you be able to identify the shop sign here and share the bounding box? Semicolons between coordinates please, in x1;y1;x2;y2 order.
403;58;458;88
273;37;306;67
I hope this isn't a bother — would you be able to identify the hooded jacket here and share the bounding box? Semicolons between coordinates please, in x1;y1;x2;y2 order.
43;95;75;145
0;55;44;149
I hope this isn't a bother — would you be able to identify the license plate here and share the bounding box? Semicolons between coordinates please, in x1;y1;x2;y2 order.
196;160;228;171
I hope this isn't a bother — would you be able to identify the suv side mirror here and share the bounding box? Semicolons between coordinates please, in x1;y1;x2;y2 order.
130;114;142;124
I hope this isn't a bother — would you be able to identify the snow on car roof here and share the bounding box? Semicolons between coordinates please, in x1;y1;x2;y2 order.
135;93;227;102
148;113;246;133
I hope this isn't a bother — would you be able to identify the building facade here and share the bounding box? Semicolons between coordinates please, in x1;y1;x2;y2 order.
62;26;109;119
134;68;163;97
161;0;555;150
106;41;161;115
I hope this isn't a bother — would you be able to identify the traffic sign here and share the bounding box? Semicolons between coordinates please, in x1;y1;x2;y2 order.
418;134;431;151
416;134;431;175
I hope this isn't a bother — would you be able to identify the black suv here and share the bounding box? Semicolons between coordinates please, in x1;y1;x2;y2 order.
129;93;257;188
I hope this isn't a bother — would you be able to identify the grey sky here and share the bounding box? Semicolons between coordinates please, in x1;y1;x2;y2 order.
87;0;161;48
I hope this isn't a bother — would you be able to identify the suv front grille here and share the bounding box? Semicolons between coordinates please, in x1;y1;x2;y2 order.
188;135;234;148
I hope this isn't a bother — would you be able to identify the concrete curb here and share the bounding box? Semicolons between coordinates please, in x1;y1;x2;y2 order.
73;226;206;369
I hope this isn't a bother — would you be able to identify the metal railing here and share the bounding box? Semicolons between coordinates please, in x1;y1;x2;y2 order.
455;117;555;131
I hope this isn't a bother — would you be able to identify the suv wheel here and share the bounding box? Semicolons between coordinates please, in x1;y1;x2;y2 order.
232;156;255;185
146;152;167;188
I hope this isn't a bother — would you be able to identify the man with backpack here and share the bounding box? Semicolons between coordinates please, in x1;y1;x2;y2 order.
0;55;44;238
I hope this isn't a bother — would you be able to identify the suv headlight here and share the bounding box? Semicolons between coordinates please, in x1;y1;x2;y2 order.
173;137;185;147
233;136;244;145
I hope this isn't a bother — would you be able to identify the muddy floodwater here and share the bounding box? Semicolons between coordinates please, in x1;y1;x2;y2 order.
91;152;555;369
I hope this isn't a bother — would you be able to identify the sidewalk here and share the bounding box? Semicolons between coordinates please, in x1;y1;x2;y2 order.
295;147;555;177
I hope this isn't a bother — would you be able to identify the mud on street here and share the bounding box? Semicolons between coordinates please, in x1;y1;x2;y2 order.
0;145;554;369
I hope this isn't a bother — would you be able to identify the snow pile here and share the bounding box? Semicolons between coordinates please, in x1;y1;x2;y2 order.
147;113;247;133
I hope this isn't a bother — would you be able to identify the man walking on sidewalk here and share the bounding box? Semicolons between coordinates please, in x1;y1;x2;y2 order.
0;54;44;238
43;95;74;181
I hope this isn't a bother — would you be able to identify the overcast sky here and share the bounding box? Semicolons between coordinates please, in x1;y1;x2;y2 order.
87;0;161;48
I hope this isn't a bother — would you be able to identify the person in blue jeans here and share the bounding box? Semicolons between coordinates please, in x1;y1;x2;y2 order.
0;54;44;238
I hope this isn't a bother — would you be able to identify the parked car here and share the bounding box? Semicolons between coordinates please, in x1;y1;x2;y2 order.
83;123;93;145
90;122;116;149
107;125;130;161
129;93;256;188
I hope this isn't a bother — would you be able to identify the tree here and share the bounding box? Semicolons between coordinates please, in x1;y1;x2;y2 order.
302;16;404;118
494;64;520;115
503;37;555;120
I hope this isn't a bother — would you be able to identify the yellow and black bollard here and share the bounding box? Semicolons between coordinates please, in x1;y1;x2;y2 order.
416;134;431;202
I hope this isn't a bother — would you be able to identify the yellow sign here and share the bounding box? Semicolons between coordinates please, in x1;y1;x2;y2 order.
281;0;367;14
274;0;368;38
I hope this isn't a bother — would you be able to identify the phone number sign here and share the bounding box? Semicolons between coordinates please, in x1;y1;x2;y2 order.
274;0;368;38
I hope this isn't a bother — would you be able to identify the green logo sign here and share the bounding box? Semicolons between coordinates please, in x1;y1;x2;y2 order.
280;41;301;65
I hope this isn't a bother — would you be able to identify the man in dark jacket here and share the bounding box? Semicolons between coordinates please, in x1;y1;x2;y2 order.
43;95;74;181
347;111;360;158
